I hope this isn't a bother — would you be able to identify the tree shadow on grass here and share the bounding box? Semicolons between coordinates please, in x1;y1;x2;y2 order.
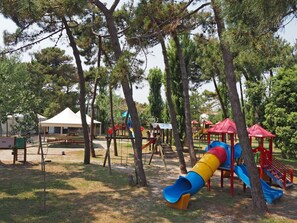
0;159;297;222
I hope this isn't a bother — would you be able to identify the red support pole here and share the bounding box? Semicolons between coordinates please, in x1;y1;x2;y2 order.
221;133;225;142
259;151;263;179
230;133;234;197
269;137;273;162
260;138;264;147
207;133;211;191
283;172;286;189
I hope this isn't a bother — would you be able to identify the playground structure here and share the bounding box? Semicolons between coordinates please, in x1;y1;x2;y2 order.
163;118;293;209
247;124;294;189
105;121;175;171
192;120;213;142
144;123;175;169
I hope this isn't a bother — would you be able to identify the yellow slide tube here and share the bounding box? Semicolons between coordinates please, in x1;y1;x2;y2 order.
192;153;221;182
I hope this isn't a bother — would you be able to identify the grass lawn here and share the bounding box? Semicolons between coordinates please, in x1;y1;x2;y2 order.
0;139;296;223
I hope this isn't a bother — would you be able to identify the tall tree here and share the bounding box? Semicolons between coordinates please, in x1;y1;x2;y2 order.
28;47;79;117
194;36;230;119
91;0;147;186
148;67;164;123
131;0;193;173
172;32;197;166
222;1;297;125
264;65;297;159
211;0;267;212
0;0;92;163
131;0;212;170
0;57;38;135
167;38;185;140
62;16;91;163
160;37;188;174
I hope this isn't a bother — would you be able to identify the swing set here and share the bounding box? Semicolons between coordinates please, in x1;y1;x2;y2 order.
103;122;174;173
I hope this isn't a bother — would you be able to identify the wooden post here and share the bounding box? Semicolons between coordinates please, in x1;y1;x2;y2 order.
221;170;224;188
103;136;112;174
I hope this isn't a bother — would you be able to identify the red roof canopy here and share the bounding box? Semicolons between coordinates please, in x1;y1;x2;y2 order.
248;124;275;138
191;120;199;124
207;118;237;134
203;120;213;125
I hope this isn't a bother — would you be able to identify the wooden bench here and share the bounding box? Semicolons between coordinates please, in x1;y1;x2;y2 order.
46;138;67;144
0;137;27;164
66;138;84;144
46;137;84;144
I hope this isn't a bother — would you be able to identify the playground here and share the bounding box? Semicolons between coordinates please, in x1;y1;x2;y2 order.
0;133;297;222
163;118;294;210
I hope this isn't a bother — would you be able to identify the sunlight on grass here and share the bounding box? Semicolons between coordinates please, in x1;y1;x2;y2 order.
0;142;296;222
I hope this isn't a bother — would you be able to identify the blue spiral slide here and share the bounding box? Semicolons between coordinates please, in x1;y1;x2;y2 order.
234;164;283;204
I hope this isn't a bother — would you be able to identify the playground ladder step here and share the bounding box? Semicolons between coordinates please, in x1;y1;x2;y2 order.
286;182;294;188
264;168;294;189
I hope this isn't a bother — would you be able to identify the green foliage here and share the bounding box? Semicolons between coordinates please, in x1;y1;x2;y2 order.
0;57;38;125
148;67;164;122
194;36;231;118
162;101;171;123
193;36;223;85
96;91;109;134
11;114;36;135
264;65;297;159
244;80;268;125
167;36;185;138
28;47;79;117
110;51;144;88
133;101;155;127
190;90;222;122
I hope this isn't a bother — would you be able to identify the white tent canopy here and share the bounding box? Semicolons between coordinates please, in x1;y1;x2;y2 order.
40;107;84;128
75;111;100;125
1;113;47;135
40;107;101;131
37;114;47;121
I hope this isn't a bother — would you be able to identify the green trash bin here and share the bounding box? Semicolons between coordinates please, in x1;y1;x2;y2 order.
14;138;27;163
15;138;26;149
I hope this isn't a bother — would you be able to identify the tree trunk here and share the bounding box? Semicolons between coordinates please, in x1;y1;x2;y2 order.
172;33;197;167
160;37;187;174
90;36;103;158
102;47;118;156
212;75;228;118
62;17;91;164
211;0;267;212
109;84;118;156
90;79;98;157
239;77;245;119
93;1;146;186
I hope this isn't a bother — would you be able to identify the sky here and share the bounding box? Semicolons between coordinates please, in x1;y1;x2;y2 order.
0;12;296;104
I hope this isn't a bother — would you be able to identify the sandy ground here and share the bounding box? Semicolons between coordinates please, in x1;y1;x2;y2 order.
0;137;107;164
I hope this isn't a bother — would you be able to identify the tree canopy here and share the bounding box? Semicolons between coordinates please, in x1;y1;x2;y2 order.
265;65;297;159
